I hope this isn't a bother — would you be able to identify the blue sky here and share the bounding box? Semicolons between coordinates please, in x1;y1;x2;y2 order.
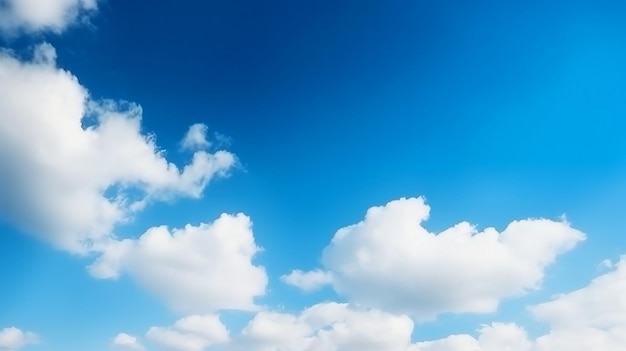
1;1;626;350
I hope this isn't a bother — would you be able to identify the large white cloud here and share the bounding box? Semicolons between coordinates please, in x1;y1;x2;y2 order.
0;327;37;351
89;213;267;313
0;44;236;254
0;0;97;34
284;197;585;320
146;315;229;351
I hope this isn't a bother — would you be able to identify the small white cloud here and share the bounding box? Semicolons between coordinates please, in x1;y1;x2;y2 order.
89;213;267;314
181;123;211;151
146;315;229;351
0;44;236;254
0;327;38;351
289;197;585;320
32;42;56;64
0;0;98;34
281;269;332;291
112;333;144;351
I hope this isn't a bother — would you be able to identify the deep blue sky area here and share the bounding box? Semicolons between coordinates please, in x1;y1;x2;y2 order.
44;0;626;266
2;1;626;350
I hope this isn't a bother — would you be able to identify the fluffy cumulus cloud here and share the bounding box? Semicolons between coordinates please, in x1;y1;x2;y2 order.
215;257;626;351
285;197;585;320
148;304;525;351
404;256;626;351
0;44;236;254
89;213;267;313
92;200;622;351
0;0;98;34
226;305;535;351
0;327;37;351
146;315;229;351
113;333;144;351
529;255;626;351
229;302;416;351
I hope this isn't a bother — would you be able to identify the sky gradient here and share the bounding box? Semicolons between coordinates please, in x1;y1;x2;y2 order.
1;1;626;350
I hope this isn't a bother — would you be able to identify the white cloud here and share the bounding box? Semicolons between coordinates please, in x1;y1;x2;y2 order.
410;256;626;351
113;333;144;351
411;323;531;351
281;269;332;292
89;213;267;313
129;255;626;350
411;334;481;351
232;302;416;351
227;304;529;351
0;44;236;254
286;197;585;320
181;123;210;151
0;327;37;351
529;255;626;351
531;255;626;329
146;315;229;351
475;323;533;351
0;0;98;34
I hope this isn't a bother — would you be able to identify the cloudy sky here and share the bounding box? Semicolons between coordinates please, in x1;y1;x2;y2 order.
1;0;626;350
